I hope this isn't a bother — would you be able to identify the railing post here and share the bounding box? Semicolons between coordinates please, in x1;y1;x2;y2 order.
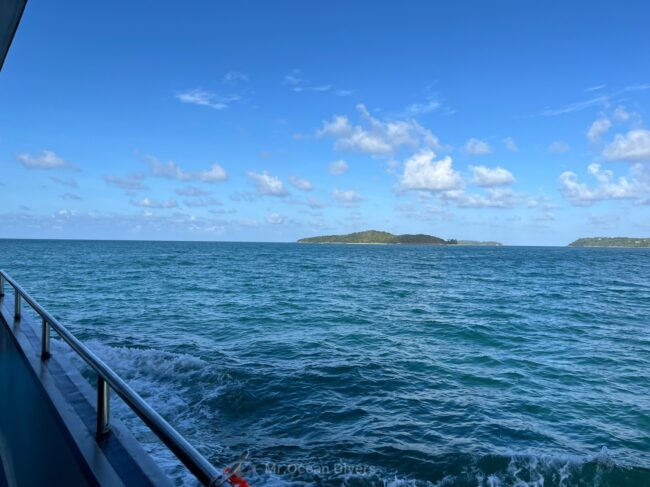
41;317;50;359
97;376;110;437
14;291;21;319
0;275;4;297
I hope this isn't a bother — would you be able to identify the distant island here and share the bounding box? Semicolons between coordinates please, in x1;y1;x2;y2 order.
298;230;451;245
569;237;650;248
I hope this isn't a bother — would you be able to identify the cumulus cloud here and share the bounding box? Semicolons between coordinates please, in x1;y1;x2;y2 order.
613;106;632;122
306;197;324;209
442;188;517;208
17;150;77;170
559;163;641;205
332;189;364;206
175;88;239;110
317;104;441;156
197;164;228;182
183;197;222;208
247;171;288;196
146;156;228;182
464;138;491;156
104;173;147;190
399;150;463;192
549;141;571;154
175;186;212;196
266;212;284;224
0;209;234;238
534;211;556;222
147;157;192;180
329;159;349;175
471;166;516;187
602;129;650;162
503;137;518;152
289;176;313;191
587;117;612;144
131;197;178;209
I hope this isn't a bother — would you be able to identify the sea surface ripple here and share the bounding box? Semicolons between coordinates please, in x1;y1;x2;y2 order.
1;240;649;486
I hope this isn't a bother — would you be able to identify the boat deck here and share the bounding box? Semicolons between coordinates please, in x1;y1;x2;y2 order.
0;292;172;486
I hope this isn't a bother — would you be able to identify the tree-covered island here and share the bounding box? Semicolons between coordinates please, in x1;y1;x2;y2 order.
569;237;650;248
298;230;454;245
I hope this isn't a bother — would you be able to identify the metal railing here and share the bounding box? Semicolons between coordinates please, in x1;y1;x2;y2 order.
0;270;223;486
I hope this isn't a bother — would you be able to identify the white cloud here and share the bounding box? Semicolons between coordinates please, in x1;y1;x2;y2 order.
540;85;650;117
247;171;288;196
470;166;516;187
283;69;303;86
442;188;517;208
503;137;518;152
0;209;235;238
131;197;178;209
198;163;228;182
282;69;342;94
399;150;463;192
175;88;239;110
175;186;212;196
613;106;631;122
183;197;222;208
539;96;608;116
147;156;192;180
603;129;650;162
585;84;606;93
223;71;249;84
527;194;558;210
464;138;491;156
301;84;331;93
306;197;324;209
534;211;556;222
587;117;612;144
332;189;364;205
405;97;440;116
17;150;76;170
317;104;441;156
267;212;284;224
559;164;641;205
146;156;228;182
329;159;349;175
549;141;571;154
104;173;147;190
289;176;313;191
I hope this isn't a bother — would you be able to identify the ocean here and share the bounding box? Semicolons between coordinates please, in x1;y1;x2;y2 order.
1;239;649;486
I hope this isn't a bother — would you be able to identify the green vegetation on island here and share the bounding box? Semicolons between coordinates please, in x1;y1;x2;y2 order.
298;230;454;245
569;237;650;248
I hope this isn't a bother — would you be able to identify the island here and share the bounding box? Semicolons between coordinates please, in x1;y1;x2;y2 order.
298;230;455;245
569;237;650;248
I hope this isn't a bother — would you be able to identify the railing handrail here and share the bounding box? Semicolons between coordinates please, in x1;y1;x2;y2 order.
0;270;222;486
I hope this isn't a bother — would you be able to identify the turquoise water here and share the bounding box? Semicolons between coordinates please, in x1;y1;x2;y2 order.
1;239;649;486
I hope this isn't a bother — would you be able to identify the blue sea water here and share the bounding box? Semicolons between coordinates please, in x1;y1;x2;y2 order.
1;239;649;486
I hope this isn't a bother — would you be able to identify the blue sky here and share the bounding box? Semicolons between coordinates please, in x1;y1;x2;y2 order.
1;1;649;245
